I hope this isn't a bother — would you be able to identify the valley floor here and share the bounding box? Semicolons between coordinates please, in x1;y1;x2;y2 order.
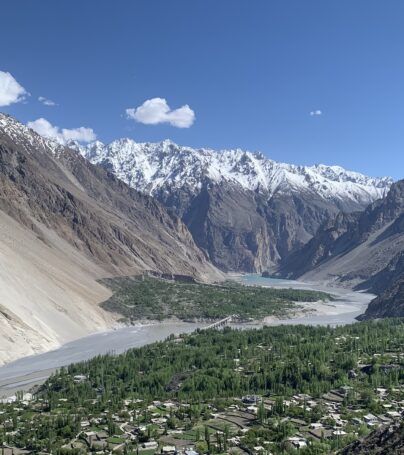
0;275;375;399
1;319;403;455
233;273;374;326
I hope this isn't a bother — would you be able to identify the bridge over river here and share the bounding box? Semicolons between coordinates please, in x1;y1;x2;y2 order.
203;315;237;330
0;275;373;399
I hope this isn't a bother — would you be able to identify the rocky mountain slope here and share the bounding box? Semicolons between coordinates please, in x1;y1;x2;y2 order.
74;138;392;272
279;180;403;283
338;423;404;454
279;180;404;318
357;252;404;319
0;114;221;364
361;275;404;319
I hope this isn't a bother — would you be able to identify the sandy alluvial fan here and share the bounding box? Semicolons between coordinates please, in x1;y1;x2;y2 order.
0;114;221;365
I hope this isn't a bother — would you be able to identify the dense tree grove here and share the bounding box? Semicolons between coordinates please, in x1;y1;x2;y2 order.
100;276;332;321
50;319;403;403
0;319;403;453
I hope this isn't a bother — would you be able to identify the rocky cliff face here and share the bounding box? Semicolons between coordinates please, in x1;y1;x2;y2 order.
0;114;220;280
358;249;404;295
338;423;404;454
276;211;361;278
358;252;404;319
74;138;392;272
152;181;337;271
278;180;404;319
0;114;221;365
278;180;404;284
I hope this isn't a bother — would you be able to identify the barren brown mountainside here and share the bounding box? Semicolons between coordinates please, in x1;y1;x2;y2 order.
0;114;221;364
357;251;404;320
278;180;404;284
76;139;392;273
278;180;404;318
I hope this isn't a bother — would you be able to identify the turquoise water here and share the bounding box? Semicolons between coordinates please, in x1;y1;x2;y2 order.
237;273;295;286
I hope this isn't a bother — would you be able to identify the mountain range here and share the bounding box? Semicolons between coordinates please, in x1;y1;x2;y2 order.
279;179;404;318
0;113;402;364
75;138;392;272
0;114;220;364
75;137;403;320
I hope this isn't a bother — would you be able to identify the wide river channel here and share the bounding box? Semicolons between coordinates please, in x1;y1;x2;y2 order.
0;275;374;398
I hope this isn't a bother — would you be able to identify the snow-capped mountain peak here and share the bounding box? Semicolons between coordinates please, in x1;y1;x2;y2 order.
0;113;64;156
75;137;393;204
1;113;394;272
0;113;393;205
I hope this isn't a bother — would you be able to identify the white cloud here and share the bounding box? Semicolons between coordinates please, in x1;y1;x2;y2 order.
126;97;195;128
61;126;96;142
27;118;96;144
38;96;57;107
0;71;28;107
310;109;322;116
27;118;59;138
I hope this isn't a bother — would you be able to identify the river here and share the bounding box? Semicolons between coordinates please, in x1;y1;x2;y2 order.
235;274;373;326
0;275;374;398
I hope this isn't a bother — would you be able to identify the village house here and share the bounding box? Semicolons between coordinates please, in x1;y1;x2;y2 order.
162;445;177;454
363;413;379;425
142;441;158;450
309;422;323;430
287;436;307;449
386;410;401;420
184;450;198;455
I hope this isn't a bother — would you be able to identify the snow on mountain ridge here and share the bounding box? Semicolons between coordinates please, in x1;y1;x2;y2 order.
0;113;63;156
0;113;392;205
75;137;392;204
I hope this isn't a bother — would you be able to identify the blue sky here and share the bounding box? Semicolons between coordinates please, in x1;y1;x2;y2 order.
0;0;403;179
